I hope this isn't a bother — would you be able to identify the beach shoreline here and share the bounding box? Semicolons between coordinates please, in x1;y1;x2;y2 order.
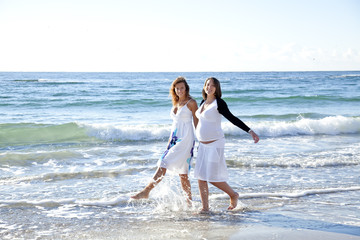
33;216;360;240
230;225;360;240
2;196;360;240
58;207;360;240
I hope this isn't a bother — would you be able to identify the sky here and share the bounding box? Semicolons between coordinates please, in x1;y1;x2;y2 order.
0;0;359;72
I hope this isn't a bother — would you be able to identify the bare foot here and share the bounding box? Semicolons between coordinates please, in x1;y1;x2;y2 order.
228;192;239;210
186;198;192;208
130;190;149;200
199;208;211;214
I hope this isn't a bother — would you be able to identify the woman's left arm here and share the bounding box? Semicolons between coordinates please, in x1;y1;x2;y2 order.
218;98;259;143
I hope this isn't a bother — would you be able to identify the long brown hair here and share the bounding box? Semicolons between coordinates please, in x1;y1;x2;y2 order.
202;77;222;100
170;76;190;106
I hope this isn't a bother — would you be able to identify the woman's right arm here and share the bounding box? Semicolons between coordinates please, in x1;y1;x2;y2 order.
188;99;199;128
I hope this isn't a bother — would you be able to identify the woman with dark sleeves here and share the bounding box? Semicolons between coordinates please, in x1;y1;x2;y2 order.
194;77;259;213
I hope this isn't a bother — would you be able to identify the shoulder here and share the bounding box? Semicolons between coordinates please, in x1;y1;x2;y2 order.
187;98;198;110
216;98;228;108
216;98;229;114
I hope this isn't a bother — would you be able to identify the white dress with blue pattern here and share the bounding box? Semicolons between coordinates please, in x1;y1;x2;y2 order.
157;100;195;174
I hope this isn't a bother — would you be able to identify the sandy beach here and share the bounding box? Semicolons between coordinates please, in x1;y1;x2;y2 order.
230;226;360;240
49;214;360;240
3;194;359;240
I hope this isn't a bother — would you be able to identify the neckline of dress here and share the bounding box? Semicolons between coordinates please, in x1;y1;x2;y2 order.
173;99;192;115
200;98;216;114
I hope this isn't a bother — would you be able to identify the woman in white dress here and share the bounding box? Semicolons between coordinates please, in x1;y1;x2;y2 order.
131;77;198;203
195;77;259;212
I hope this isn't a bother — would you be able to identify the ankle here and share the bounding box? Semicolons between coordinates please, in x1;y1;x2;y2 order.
230;192;239;198
199;208;210;214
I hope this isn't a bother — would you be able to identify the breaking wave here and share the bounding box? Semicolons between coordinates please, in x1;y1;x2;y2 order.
1;116;359;147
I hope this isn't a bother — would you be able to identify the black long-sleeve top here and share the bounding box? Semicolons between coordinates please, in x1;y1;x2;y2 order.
200;98;251;133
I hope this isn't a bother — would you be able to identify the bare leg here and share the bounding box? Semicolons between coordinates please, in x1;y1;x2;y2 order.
131;167;167;199
179;174;192;205
198;180;210;212
210;182;239;210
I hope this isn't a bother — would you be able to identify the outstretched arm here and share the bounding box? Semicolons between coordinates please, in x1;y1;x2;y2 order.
217;98;259;143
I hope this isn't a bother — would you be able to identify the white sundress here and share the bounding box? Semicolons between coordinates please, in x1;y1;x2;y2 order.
194;138;228;182
194;100;228;182
157;100;195;174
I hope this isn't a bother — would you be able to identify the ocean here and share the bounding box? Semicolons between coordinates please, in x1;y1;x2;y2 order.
1;71;360;239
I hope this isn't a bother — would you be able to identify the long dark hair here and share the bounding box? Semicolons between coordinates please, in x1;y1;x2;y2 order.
170;76;190;106
202;77;222;100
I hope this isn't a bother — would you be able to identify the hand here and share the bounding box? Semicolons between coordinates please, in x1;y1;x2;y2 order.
250;131;259;143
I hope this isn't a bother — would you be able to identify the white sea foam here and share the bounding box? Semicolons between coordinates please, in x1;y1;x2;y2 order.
2;116;358;146
334;74;360;78
77;196;128;206
0;196;129;207
0;198;76;207
223;116;360;137
80;116;360;142
81;122;171;141
2;186;359;208
210;186;360;200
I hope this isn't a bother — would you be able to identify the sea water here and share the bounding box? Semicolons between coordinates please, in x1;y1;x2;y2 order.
0;72;360;239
